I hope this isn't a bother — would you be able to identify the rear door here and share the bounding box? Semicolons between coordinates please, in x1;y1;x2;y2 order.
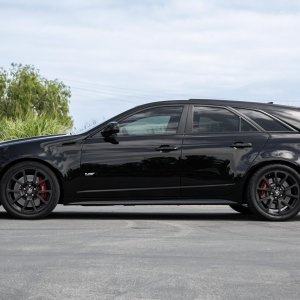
181;105;269;199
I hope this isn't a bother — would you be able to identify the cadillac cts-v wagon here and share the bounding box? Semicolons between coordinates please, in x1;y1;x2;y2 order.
1;99;300;221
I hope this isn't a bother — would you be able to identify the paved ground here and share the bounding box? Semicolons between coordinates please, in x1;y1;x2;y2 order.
0;205;300;300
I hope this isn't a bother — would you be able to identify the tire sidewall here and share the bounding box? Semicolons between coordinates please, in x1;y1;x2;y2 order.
0;161;60;219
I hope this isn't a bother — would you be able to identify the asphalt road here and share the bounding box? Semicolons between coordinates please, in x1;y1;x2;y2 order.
0;205;300;300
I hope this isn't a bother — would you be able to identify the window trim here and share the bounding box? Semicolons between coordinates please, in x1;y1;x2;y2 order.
185;105;261;135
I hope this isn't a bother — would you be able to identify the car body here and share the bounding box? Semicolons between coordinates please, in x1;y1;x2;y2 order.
1;99;300;220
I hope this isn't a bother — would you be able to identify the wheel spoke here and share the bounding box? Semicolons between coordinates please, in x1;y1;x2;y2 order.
22;169;27;183
279;174;288;186
285;192;298;198
37;195;48;203
7;189;21;193
38;177;49;185
274;172;279;184
11;194;23;204
21;200;29;212
31;200;37;212
38;190;52;194
12;177;24;186
285;184;297;191
267;198;274;209
277;199;282;213
259;196;271;203
257;187;271;192
33;169;38;184
281;199;292;208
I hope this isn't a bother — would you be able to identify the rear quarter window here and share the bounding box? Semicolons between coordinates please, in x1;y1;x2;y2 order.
236;108;292;132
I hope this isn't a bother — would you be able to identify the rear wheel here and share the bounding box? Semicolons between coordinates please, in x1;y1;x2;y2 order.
247;164;300;221
229;204;252;214
0;161;60;219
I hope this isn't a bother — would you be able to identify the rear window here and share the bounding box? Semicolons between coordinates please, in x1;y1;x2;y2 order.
236;109;292;132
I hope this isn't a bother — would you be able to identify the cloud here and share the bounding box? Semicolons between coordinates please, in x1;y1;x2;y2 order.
0;0;300;128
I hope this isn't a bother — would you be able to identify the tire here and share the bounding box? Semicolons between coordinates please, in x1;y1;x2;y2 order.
247;164;300;221
0;161;60;219
229;204;252;214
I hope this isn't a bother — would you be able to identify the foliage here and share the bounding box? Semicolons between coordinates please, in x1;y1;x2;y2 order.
0;113;70;141
0;63;73;140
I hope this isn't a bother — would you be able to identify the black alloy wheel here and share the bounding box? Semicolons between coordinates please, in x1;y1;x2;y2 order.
247;164;300;221
1;161;60;219
229;204;253;214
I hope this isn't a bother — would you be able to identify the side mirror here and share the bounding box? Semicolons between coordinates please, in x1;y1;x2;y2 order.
101;121;120;138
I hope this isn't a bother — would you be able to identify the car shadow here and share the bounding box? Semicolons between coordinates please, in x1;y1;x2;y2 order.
1;209;299;221
49;211;300;222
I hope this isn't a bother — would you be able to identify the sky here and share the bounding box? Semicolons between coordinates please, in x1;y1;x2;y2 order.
0;0;300;129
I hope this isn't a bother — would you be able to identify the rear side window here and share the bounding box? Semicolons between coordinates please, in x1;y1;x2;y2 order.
192;106;256;133
237;109;291;132
241;119;257;132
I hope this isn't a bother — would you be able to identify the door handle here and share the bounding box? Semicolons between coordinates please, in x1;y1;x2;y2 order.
155;145;178;152
230;142;252;149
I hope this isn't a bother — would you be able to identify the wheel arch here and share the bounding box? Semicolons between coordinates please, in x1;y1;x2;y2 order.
0;158;64;204
242;159;300;204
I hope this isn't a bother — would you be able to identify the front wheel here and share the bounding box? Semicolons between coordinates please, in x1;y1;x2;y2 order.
0;161;60;219
247;164;300;221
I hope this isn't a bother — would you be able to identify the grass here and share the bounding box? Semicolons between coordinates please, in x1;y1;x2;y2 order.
0;114;71;141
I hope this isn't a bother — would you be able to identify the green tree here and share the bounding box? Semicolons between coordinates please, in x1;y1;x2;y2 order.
0;63;73;139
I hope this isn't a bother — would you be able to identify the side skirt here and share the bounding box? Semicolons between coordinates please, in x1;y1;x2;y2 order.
65;199;238;206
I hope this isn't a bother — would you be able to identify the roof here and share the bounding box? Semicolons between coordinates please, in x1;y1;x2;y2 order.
188;98;299;110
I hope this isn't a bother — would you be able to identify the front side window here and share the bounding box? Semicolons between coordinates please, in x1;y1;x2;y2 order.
118;106;183;136
193;106;241;133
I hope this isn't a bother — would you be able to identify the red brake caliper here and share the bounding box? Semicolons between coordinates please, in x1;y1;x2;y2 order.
38;177;47;200
259;180;268;198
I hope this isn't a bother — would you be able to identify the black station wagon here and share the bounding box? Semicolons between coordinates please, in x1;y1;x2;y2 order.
1;99;300;221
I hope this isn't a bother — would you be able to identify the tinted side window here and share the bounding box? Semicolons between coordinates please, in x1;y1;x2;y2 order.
118;106;183;136
241;119;257;132
193;107;239;133
237;109;291;132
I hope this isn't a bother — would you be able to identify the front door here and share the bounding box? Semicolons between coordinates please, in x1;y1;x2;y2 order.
78;105;187;202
